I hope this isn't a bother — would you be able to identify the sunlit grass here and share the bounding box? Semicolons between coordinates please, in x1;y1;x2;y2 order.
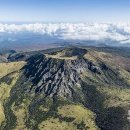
39;118;76;130
0;61;26;78
97;85;130;107
0;72;20;125
58;104;99;130
12;102;29;130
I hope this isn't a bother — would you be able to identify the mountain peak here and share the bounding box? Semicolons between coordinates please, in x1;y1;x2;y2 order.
45;47;88;60
23;48;114;99
1;47;130;130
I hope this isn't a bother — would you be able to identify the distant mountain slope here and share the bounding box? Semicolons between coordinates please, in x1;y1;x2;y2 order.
0;47;130;130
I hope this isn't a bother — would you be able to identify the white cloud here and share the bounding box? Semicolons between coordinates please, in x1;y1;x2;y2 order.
0;23;130;44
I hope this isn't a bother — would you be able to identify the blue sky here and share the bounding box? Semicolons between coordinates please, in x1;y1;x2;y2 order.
0;0;130;22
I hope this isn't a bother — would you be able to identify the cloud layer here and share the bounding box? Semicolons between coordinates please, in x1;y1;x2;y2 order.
0;23;130;45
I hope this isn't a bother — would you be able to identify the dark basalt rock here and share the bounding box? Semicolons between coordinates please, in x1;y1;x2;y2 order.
23;48;127;99
23;49;104;98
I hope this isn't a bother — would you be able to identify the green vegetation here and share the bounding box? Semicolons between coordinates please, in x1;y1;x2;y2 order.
0;72;20;126
39;117;76;130
0;61;25;78
57;104;99;130
97;85;130;107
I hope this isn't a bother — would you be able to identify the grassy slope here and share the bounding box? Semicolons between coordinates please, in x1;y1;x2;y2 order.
0;61;25;128
82;49;130;130
0;72;20;126
81;66;130;129
0;61;25;78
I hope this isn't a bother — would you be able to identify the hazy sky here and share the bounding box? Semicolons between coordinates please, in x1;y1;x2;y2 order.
0;0;130;22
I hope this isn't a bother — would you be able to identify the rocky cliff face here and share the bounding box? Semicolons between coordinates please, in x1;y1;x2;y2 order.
23;48;107;99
